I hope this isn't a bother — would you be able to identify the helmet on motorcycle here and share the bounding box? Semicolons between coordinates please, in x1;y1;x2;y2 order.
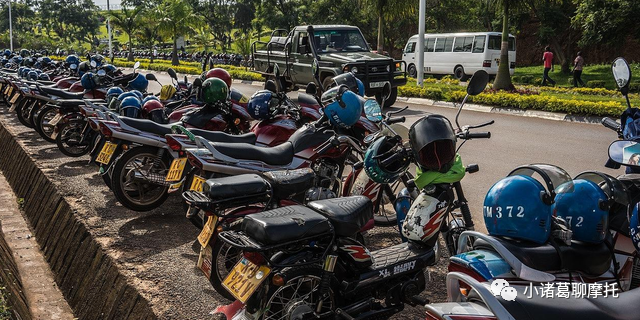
129;90;143;100
102;64;117;74
38;73;50;81
117;91;138;101
27;70;38;81
90;54;104;67
409;115;457;172
247;90;277;120
107;86;124;98
19;49;29;57
81;72;97;90
484;164;572;244
77;61;90;76
120;96;142;110
142;95;160;105
127;73;148;92
321;85;363;128
65;55;80;66
142;100;164;122
333;73;365;96
201;77;229;104
3;49;10;56
24;57;34;67
21;68;30;78
160;84;177;100
553;172;628;244
205;68;232;89
42;56;52;64
364;136;410;184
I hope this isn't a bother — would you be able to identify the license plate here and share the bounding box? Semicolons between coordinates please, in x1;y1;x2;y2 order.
49;113;63;126
223;258;271;303
50;129;59;140
5;86;13;96
9;93;19;104
96;142;118;164
165;157;187;182
369;81;387;88
197;244;213;279
190;175;206;192
198;215;218;247
8;100;17;112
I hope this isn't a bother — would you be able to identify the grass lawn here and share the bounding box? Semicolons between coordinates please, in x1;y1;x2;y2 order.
513;63;640;89
0;287;10;320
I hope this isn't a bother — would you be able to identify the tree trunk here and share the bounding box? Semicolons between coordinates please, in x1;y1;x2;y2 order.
376;7;383;53
127;35;134;62
493;3;513;91
172;38;179;66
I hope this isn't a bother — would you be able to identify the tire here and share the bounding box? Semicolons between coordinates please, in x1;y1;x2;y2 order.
35;105;58;143
321;76;334;91
210;236;242;301
30;103;45;133
454;66;468;81
56;120;92;157
111;146;171;211
408;64;417;78
15;99;34;128
375;87;398;108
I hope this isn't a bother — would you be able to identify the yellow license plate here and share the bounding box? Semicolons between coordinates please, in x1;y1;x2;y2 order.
223;257;271;303
96;142;118;164
190;175;206;192
165;157;187;182
5;86;12;95
197;215;218;247
9;93;19;104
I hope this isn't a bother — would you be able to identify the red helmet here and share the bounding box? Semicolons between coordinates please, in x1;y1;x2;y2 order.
205;68;232;89
142;100;164;116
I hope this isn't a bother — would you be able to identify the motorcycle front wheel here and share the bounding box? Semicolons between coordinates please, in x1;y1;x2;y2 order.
56;119;92;157
15;99;34;128
35;105;58;143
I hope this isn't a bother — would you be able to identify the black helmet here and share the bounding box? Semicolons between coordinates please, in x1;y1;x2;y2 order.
19;49;30;57
409;115;457;172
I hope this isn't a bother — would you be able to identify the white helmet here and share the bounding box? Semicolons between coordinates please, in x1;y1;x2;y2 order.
402;192;448;245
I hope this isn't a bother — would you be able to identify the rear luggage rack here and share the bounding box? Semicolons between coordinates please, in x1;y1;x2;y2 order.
182;190;211;207
218;229;334;253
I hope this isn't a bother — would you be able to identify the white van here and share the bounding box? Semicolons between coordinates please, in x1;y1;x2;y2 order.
402;32;516;80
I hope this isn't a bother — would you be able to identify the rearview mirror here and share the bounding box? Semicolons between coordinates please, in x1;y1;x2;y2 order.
133;61;140;70
265;80;277;92
192;77;202;87
167;68;177;80
145;73;157;81
467;70;489;96
97;69;106;76
609;140;640;169
364;99;383;122
90;60;97;68
306;82;317;95
612;57;631;91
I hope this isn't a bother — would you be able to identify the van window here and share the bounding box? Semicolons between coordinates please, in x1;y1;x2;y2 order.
405;42;416;53
453;37;474;52
444;37;454;52
472;36;486;53
426;38;436;52
435;38;445;52
488;35;516;52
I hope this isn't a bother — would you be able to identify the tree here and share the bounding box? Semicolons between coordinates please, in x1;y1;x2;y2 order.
526;0;577;73
156;0;202;65
487;0;524;90
136;16;163;63
573;0;640;48
38;0;101;49
109;6;144;61
360;0;413;53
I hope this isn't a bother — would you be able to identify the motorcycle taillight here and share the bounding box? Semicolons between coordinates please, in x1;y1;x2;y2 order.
166;135;182;151
243;251;264;265
187;153;203;170
99;122;113;138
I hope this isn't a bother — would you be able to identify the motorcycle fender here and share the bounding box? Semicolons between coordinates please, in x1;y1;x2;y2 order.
449;250;511;281
402;192;447;243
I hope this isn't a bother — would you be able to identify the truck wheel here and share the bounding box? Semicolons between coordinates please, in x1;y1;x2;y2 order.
408;64;417;78
454;66;469;81
322;76;334;91
376;87;398;108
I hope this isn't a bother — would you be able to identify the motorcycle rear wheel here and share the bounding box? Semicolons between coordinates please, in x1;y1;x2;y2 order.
15;99;34;128
210;237;242;301
35;105;57;143
56;120;92;157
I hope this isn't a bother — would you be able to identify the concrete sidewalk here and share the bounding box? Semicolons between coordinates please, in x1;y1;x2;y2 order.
0;174;75;320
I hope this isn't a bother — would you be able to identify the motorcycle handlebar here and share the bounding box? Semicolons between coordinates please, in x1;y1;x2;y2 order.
387;116;405;125
468;120;495;129
602;117;620;132
459;131;491;140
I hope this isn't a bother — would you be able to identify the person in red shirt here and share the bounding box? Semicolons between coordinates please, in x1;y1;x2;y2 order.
542;46;556;86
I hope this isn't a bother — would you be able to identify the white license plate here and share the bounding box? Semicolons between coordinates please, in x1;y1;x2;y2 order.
49;114;63;126
369;81;387;88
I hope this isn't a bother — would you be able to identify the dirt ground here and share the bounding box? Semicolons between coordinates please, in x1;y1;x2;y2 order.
0;106;449;320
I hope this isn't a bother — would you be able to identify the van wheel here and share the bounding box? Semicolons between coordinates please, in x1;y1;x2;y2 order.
454;66;468;81
408;64;417;78
321;76;334;91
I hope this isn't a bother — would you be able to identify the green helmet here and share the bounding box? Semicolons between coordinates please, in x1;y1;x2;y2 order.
201;77;229;104
363;136;410;184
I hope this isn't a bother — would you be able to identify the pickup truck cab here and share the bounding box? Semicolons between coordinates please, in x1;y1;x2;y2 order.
252;25;407;107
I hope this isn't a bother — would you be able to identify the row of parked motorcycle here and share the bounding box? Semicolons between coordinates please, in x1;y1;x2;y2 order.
0;46;638;320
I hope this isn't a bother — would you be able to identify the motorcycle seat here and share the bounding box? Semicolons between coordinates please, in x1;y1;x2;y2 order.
297;92;319;107
189;128;257;145
370;241;435;270
263;168;316;200
241;205;331;245
211;141;294;166
120;117;174;136
473;236;611;277
39;86;84;100
204;174;269;201
498;284;640;320
307;196;373;237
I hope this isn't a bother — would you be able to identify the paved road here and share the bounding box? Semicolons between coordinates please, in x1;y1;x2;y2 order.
147;71;620;231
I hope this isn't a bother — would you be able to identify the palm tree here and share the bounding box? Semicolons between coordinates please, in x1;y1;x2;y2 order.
109;6;144;61
363;0;414;53
156;0;203;65
136;17;163;63
487;0;523;90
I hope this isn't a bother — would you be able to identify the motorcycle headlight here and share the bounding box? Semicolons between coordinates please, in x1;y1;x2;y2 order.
351;66;358;73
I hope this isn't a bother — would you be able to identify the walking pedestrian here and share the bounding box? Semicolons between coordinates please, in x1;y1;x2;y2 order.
542;46;556;86
573;51;585;87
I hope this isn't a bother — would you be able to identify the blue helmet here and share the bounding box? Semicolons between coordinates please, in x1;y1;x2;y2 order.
127;74;148;92
107;87;124;98
142;95;160;105
81;72;97;90
247;90;276;120
90;54;104;67
630;204;640;254
21;67;31;78
321;85;363;128
334;73;365;96
102;64;117;73
484;164;571;244
130;90;143;100
42;56;52;64
39;73;51;81
120;96;142;118
27;70;38;81
3;49;10;56
117;91;138;101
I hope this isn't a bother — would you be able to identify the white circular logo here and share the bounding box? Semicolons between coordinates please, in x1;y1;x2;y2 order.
500;286;518;301
490;279;510;296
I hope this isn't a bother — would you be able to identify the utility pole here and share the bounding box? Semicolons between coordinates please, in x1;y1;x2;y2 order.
8;0;13;51
107;0;113;62
416;0;425;86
